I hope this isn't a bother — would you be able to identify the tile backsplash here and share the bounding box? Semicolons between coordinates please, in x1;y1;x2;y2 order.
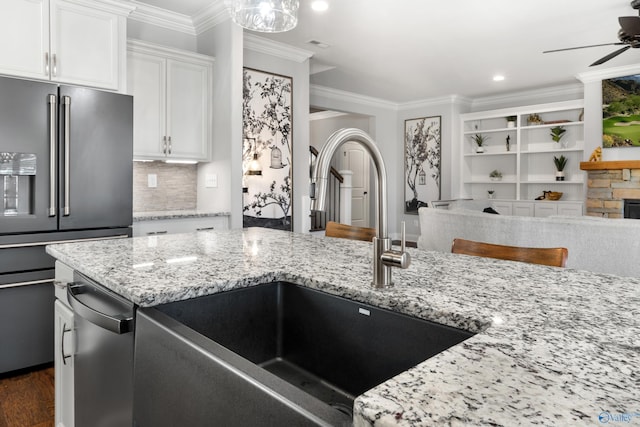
133;162;197;212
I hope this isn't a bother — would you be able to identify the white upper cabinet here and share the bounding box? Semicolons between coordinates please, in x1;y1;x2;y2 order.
0;0;132;91
128;40;214;162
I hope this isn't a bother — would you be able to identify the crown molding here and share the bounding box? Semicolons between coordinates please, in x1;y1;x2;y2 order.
67;0;135;15
128;0;196;35
398;94;473;111
193;1;229;35
309;110;349;121
244;34;314;63
310;85;399;111
470;83;583;110
577;64;640;83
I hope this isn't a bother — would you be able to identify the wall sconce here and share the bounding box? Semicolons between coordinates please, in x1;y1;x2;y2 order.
246;138;262;176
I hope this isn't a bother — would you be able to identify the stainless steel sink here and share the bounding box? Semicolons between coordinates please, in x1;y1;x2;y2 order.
134;282;474;426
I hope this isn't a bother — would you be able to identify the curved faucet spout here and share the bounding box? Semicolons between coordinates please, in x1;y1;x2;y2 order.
310;128;388;238
310;128;410;288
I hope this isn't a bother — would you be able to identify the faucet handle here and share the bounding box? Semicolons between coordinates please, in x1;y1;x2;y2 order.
380;221;411;269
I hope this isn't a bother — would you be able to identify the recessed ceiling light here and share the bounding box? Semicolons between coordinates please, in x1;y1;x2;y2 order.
311;1;329;12
493;75;505;82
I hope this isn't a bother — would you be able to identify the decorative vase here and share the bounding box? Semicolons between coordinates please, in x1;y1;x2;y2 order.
490;176;502;182
476;146;484;153
555;171;565;181
507;121;515;128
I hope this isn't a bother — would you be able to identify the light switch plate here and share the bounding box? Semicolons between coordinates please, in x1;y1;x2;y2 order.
147;174;157;188
205;174;218;188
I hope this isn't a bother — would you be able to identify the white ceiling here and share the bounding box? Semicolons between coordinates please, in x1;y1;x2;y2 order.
137;0;640;103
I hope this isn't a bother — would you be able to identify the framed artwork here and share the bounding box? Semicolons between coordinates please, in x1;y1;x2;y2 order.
404;116;441;214
242;68;293;230
602;74;640;148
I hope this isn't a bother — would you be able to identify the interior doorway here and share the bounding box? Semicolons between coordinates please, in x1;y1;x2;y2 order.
336;141;370;228
309;110;374;228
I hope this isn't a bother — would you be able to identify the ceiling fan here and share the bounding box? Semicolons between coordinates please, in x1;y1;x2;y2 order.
543;0;640;66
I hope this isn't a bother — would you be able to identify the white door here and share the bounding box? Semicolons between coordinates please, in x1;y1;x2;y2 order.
128;51;167;159
50;0;120;89
0;0;49;79
54;299;74;427
167;59;210;161
341;141;370;227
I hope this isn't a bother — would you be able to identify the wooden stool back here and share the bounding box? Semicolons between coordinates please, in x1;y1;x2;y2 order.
325;221;377;242
451;238;568;267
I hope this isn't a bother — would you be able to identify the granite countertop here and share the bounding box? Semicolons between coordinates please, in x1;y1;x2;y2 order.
132;210;231;221
46;228;640;426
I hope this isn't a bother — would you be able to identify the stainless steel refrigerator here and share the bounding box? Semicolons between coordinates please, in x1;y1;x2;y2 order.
0;76;133;373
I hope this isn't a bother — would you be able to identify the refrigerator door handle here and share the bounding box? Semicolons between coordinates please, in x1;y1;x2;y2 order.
48;94;57;217
0;234;129;249
67;283;134;334
62;96;71;216
0;278;55;290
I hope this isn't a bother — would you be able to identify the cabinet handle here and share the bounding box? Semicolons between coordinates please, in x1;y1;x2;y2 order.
146;230;168;235
52;54;57;77
162;136;167;154
168;136;172;155
44;52;49;76
196;227;214;231
48;94;57;217
61;322;72;365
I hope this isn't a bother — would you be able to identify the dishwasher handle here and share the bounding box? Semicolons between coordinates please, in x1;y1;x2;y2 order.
67;283;134;334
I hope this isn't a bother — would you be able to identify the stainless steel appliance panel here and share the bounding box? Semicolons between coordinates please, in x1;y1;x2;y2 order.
57;86;133;230
0;77;58;233
68;273;134;427
0;270;54;373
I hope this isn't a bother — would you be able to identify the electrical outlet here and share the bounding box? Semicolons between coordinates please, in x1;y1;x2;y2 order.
147;174;157;188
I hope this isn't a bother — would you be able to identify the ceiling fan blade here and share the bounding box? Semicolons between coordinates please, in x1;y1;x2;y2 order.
619;16;640;36
590;45;632;66
543;42;624;53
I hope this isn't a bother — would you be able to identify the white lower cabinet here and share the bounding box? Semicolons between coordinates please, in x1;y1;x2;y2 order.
54;261;74;427
54;300;74;427
534;203;557;218
489;201;582;218
132;216;229;237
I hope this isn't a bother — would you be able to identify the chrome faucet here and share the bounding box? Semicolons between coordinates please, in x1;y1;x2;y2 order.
310;128;411;288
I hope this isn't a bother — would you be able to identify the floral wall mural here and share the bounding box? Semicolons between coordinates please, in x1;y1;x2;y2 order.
242;68;293;230
404;116;441;214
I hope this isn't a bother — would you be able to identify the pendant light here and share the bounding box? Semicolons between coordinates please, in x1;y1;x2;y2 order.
246;138;262;175
225;0;299;33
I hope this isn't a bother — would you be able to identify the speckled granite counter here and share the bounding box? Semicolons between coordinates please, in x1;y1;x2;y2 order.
132;210;230;221
46;228;640;426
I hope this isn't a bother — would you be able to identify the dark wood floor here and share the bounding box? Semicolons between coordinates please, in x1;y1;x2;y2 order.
0;365;54;427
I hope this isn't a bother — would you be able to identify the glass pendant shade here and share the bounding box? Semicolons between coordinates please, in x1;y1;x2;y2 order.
226;0;299;33
247;153;262;175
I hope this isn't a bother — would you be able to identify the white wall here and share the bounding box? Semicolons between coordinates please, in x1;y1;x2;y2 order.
195;21;244;229
243;48;310;233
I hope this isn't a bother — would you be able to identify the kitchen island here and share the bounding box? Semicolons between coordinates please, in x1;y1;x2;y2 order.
47;227;640;426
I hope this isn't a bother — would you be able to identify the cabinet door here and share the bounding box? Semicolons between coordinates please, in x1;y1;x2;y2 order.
0;0;49;79
557;203;583;217
54;299;74;427
534;203;557;218
491;201;512;215
50;0;120;89
128;51;167;159
512;202;534;217
166;59;210;161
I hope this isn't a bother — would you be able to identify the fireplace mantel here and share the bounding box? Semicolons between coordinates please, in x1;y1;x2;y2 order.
580;160;640;170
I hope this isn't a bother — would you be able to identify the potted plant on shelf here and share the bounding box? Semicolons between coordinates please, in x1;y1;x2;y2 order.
472;134;488;153
489;170;502;181
550;126;567;147
506;116;517;128
554;155;567;181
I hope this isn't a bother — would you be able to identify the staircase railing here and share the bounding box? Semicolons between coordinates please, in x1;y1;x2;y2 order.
309;146;343;232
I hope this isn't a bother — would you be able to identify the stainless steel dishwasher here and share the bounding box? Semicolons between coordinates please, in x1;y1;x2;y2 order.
67;272;134;427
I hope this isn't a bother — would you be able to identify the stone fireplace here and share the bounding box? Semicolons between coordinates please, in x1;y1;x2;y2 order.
580;160;640;218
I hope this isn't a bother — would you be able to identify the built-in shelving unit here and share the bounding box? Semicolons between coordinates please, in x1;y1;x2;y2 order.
460;100;585;216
